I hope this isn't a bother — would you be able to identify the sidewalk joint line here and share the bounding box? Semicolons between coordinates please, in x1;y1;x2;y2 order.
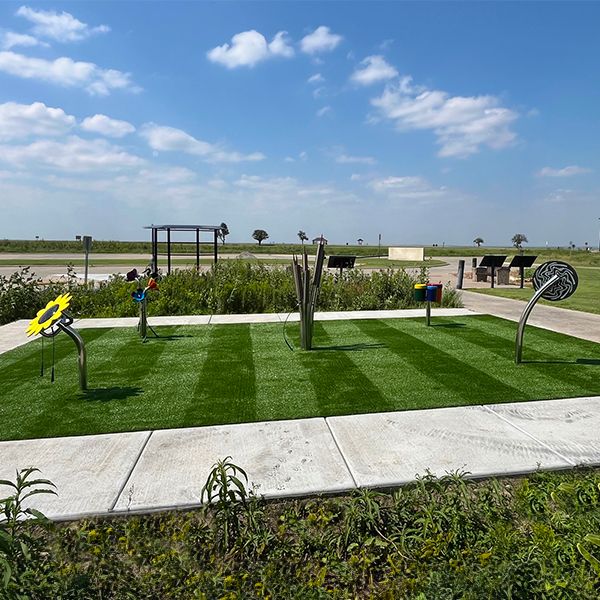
109;430;154;512
481;405;576;467
324;418;359;490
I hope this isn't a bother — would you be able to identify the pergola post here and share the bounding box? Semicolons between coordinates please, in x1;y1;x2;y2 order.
196;228;200;271
167;228;171;274
213;230;218;265
151;227;158;273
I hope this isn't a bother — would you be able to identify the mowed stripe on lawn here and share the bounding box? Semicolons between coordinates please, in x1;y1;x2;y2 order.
189;324;257;425
353;318;529;407
298;321;395;416
430;316;600;399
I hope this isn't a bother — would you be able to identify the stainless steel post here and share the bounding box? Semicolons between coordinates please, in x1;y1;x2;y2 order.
456;260;465;289
58;322;87;390
515;274;559;364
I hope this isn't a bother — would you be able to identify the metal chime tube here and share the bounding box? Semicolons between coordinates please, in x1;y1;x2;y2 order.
293;242;325;350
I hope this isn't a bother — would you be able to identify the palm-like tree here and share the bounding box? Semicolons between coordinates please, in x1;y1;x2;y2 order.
297;230;308;245
512;233;528;249
473;237;484;247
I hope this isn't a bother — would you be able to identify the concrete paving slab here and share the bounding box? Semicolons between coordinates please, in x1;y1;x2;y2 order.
74;317;138;329
112;418;355;513
209;313;282;324
278;308;480;323
487;397;600;466
313;308;479;321
0;431;150;520
0;319;33;353
144;315;212;326
327;406;572;488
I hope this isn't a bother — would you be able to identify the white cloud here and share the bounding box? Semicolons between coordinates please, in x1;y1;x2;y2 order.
207;30;294;68
371;77;518;158
537;165;591;177
140;123;265;163
307;73;324;84
0;136;143;171
300;26;342;54
336;153;376;165
316;106;331;117
284;156;295;162
1;31;48;50
16;5;110;43
268;31;294;58
81;114;135;138
369;175;448;200
350;55;398;86
0;51;139;95
0;101;75;140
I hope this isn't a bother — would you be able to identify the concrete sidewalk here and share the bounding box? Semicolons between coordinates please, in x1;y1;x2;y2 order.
1;396;599;521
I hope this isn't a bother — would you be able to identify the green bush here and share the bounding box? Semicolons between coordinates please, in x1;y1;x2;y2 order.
3;468;600;598
1;263;462;324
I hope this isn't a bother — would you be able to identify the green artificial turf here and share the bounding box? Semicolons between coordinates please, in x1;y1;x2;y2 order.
0;315;599;440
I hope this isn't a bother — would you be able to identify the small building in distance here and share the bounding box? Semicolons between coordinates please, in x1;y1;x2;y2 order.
312;236;328;245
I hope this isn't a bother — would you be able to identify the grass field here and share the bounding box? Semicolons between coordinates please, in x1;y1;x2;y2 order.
1;316;598;441
472;266;600;315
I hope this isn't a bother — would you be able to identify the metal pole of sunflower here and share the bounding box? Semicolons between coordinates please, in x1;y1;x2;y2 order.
26;293;87;391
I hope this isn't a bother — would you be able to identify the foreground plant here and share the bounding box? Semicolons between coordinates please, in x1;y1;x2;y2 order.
0;467;56;591
200;456;248;550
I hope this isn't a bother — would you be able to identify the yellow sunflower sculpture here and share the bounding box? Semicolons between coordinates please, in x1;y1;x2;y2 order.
26;293;72;337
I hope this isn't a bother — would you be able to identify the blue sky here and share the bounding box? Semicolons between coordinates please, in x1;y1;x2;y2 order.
0;1;598;246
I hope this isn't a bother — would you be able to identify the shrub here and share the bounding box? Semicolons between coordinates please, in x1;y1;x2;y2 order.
1;263;463;324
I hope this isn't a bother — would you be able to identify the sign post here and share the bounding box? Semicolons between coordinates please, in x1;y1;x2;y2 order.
82;235;92;285
479;255;507;289
508;255;537;289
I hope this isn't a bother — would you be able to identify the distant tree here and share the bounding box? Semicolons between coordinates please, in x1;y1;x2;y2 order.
357;238;364;246
473;237;484;247
252;229;269;245
218;222;229;245
297;230;308;245
512;233;528;249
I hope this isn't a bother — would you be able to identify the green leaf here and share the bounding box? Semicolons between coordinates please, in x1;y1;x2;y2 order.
1;559;12;589
584;534;600;546
577;542;600;575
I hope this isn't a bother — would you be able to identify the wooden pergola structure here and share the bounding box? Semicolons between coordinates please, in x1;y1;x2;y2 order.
144;224;223;274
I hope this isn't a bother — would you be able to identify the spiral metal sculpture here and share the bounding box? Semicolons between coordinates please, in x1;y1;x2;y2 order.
532;261;578;301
